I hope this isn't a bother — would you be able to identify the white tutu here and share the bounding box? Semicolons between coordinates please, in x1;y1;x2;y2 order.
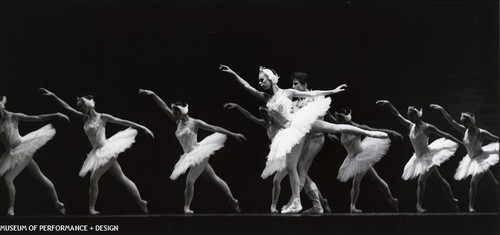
261;96;331;179
337;137;391;182
79;128;137;177
170;133;227;180
402;138;458;180
0;124;56;176
454;142;499;180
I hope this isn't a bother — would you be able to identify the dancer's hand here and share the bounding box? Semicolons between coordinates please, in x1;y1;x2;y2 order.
429;104;443;110
57;113;70;122
138;89;155;96
333;84;347;93
219;64;235;75
39;88;55;97
232;133;246;141
327;134;339;143
223;103;239;109
376;100;390;106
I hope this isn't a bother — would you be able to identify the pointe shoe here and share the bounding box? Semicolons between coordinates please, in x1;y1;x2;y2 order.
281;198;302;214
89;208;100;215
6;208;14;216
184;207;194;214
388;198;399;212
451;198;459;212
416;205;427;213
139;200;149;214
468;207;476;213
55;202;66;215
321;198;332;213
350;206;363;213
270;205;278;213
230;199;241;213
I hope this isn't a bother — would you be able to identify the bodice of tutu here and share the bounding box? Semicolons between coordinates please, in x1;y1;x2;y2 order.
463;129;484;157
341;133;362;154
292;96;315;113
83;116;107;149
409;123;430;156
266;90;293;127
0;118;22;148
175;123;198;153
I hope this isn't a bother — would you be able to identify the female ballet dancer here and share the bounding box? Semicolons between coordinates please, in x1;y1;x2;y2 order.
220;64;387;213
431;104;499;212
334;109;401;213
0;96;67;216
139;89;245;214
223;102;284;213
377;100;461;212
40;88;153;215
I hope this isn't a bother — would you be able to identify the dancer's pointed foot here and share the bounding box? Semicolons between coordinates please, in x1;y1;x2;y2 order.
281;198;302;214
55;201;66;215
139;200;149;214
270;205;278;213
6;208;14;216
388;198;399;212
89;208;100;215
230;199;241;213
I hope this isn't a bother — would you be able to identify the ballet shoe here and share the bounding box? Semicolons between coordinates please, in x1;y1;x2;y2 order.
270;205;278;213
230;199;241;213
468;207;476;213
450;198;459;212
321;198;332;213
183;207;194;214
139;200;149;214
416;205;427;213
89;208;100;215
388;198;399;212
350;206;362;213
6;208;14;216
55;202;66;215
302;206;323;214
281;198;302;214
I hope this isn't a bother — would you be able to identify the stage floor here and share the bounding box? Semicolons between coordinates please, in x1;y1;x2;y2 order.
1;212;498;235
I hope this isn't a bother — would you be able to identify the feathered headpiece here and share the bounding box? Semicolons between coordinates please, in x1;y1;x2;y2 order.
408;106;423;118
172;103;189;115
335;109;352;122
259;66;279;84
461;112;476;124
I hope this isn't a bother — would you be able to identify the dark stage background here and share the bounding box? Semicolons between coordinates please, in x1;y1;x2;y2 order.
0;0;498;221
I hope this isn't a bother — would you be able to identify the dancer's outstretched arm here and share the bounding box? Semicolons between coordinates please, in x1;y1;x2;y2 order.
194;119;246;141
39;88;86;120
287;84;347;98
219;64;268;102
482;130;499;142
13;112;69;123
430;104;465;133
351;121;404;140
426;124;462;144
139;89;175;122
102;114;154;138
224;103;267;128
376;100;412;130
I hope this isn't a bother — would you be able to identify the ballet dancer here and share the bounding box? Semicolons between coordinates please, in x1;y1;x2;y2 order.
40;88;153;215
431;104;499;212
334;109;401;213
220;64;387;213
139;89;245;214
0;96;67;216
377;100;461;212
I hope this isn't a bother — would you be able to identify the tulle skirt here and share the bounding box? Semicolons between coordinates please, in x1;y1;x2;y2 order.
170;133;227;180
454;142;499;180
0;124;56;176
337;138;391;182
261;97;331;179
79;128;137;177
402;138;458;180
